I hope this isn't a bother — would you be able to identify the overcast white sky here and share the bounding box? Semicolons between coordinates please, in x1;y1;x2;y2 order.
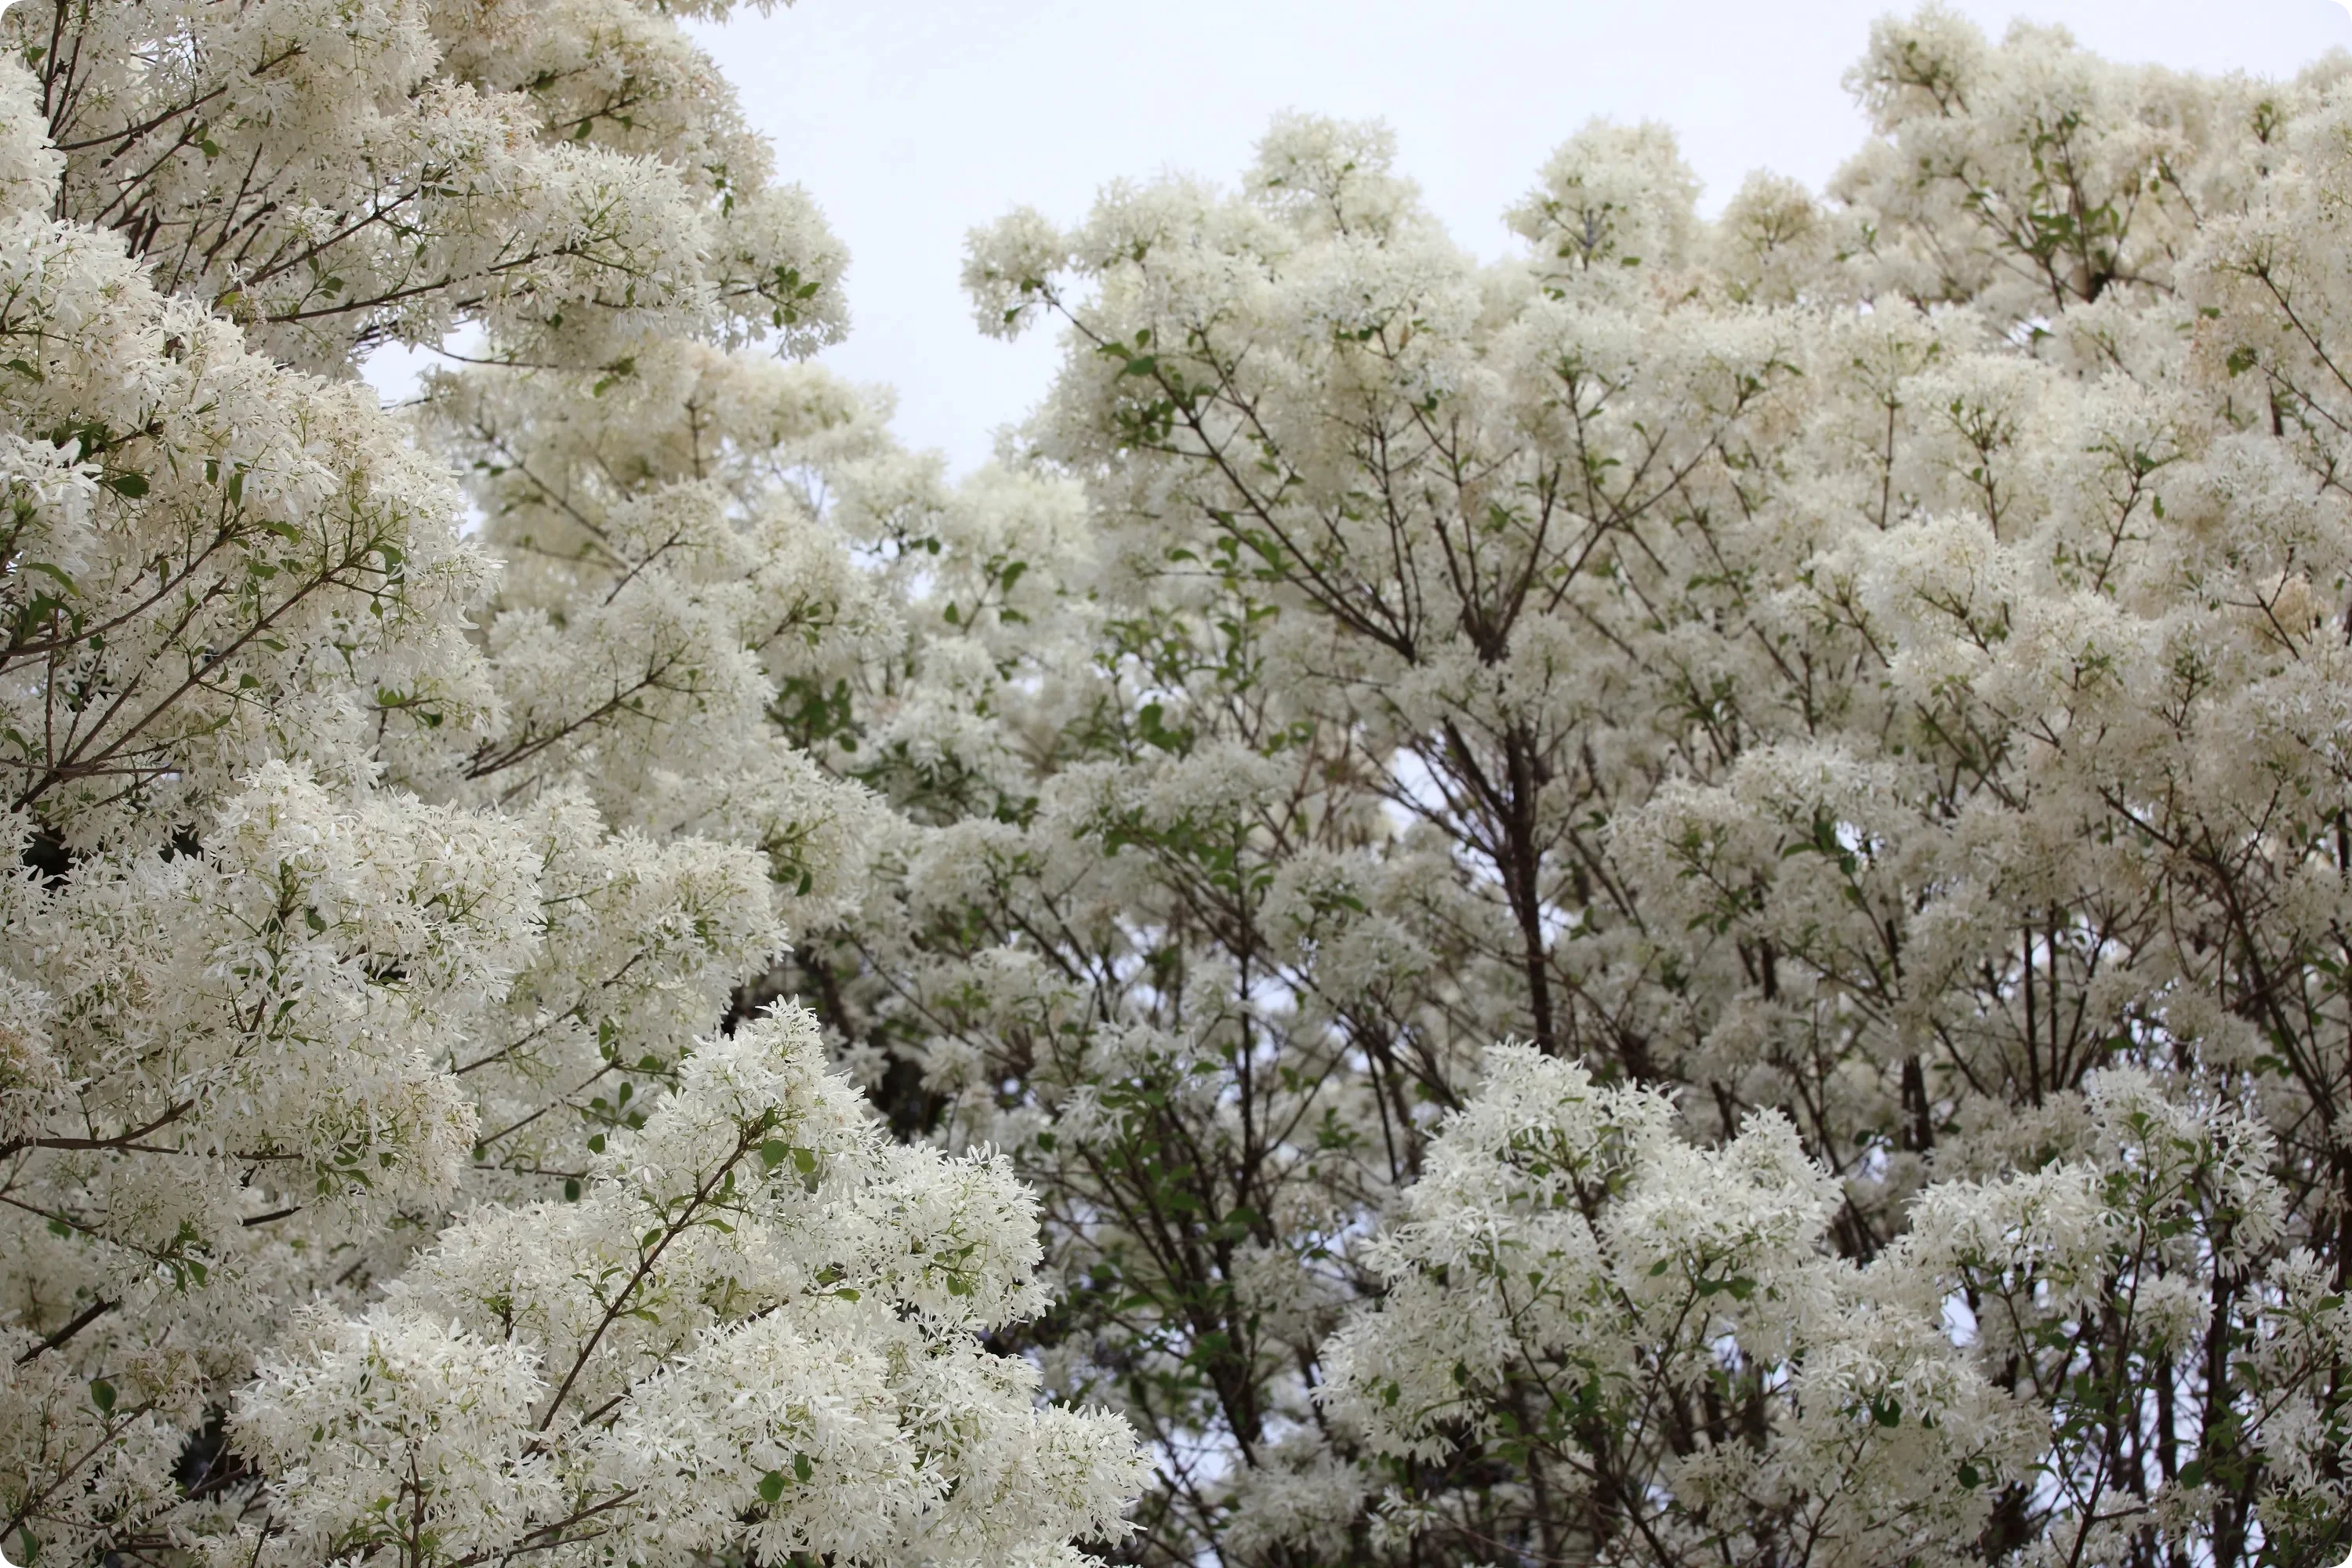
673;1;2350;473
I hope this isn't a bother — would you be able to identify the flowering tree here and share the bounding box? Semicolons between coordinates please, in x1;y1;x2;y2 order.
20;0;2352;1563
755;9;2352;1565
0;0;1144;1560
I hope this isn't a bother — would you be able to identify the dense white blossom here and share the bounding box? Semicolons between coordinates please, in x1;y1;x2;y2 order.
24;1;2352;1565
788;9;2352;1566
0;0;1144;1556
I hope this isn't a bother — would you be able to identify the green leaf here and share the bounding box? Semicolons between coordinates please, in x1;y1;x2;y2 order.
760;1139;790;1169
757;1470;786;1504
793;1453;813;1483
105;472;148;499
24;561;77;595
89;1378;115;1414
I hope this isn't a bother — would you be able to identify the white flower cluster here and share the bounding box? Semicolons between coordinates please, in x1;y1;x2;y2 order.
0;0;1147;1555
229;1011;1143;1568
1323;1044;2017;1568
1309;1050;2338;1565
0;0;848;375
797;9;2352;1566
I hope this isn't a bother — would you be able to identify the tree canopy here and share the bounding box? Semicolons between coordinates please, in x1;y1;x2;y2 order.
9;4;2352;1567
